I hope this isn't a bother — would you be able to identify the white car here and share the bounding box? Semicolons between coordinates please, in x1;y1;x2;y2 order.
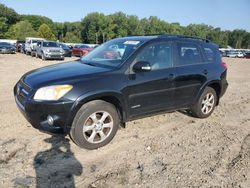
25;37;45;56
227;51;243;58
236;51;244;58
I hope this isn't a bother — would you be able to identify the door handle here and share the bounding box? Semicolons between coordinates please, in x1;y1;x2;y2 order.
202;69;208;75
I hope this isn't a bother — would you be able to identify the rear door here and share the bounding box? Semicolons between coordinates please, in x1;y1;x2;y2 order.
173;41;213;107
127;41;176;118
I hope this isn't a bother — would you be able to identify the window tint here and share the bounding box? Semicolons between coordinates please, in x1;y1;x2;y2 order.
135;42;172;70
42;42;59;47
202;44;218;63
176;42;202;66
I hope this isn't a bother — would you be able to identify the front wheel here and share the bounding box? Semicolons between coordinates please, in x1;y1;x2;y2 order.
41;53;46;61
190;87;217;118
70;100;119;150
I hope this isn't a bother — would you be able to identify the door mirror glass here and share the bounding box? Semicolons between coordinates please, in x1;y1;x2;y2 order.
133;61;151;72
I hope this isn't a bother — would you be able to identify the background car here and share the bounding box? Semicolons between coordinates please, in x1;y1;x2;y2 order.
72;44;93;57
58;43;72;57
226;51;238;58
0;42;16;54
36;41;64;60
15;40;25;52
236;51;244;58
25;37;45;56
244;52;250;59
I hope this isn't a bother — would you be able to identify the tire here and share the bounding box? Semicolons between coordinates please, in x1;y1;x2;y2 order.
70;100;119;150
41;53;46;61
190;87;217;118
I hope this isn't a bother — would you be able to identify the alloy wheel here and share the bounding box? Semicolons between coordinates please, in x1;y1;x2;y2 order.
82;111;113;144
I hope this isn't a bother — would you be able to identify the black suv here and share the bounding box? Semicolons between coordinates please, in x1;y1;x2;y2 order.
14;35;228;149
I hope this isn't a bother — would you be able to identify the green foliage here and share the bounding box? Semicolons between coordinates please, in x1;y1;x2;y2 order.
38;23;56;40
0;4;20;25
20;15;54;31
0;17;8;38
63;32;81;43
6;20;37;40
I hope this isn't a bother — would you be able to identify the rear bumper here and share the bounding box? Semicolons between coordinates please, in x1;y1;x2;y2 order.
220;80;228;98
220;70;228;98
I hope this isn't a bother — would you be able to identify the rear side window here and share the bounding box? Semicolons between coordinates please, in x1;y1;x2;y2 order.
176;42;202;66
202;44;219;63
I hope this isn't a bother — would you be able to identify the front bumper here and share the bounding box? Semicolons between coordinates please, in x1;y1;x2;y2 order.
44;52;64;59
0;48;15;54
14;83;74;134
63;50;72;57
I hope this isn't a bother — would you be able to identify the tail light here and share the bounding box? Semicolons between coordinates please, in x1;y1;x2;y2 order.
221;61;227;69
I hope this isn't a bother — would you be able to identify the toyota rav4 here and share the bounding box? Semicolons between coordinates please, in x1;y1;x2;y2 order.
14;35;228;149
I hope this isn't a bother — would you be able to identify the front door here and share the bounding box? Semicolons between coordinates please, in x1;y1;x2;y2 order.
127;41;176;118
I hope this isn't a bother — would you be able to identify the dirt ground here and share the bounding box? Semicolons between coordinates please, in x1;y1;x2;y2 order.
0;53;249;187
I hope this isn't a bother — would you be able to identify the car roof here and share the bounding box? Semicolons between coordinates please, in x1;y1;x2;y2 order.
120;34;216;46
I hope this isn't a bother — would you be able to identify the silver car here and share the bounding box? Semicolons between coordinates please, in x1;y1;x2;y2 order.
36;41;64;60
0;42;16;54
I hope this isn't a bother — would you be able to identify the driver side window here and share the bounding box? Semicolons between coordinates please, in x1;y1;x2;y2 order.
135;42;172;71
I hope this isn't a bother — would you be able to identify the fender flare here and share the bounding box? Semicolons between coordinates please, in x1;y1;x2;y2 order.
194;80;222;106
65;90;127;132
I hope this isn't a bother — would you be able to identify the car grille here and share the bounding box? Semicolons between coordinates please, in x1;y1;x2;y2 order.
16;80;32;106
49;49;61;53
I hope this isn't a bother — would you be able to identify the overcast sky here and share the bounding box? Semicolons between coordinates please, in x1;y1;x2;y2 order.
1;0;250;31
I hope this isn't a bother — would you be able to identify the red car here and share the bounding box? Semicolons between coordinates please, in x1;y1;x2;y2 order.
72;44;93;57
244;52;250;59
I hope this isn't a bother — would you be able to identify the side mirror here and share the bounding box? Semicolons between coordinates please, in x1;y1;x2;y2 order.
133;61;151;72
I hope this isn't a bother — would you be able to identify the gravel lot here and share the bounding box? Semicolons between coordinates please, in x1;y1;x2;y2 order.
0;53;249;187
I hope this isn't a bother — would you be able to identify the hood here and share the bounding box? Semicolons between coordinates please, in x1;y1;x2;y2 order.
23;60;110;88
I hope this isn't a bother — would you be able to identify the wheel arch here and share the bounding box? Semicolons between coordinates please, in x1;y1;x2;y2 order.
65;91;127;133
196;81;222;106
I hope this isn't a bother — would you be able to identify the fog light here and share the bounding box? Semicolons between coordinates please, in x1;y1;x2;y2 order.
47;115;54;126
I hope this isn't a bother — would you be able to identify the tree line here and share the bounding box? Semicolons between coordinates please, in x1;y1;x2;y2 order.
1;3;250;48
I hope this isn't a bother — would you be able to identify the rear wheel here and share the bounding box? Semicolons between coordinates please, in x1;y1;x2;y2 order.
190;87;217;118
70;100;119;150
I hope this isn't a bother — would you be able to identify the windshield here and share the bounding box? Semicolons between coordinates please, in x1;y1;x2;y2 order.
80;38;144;68
75;45;89;48
43;42;59;47
59;43;69;49
0;42;12;46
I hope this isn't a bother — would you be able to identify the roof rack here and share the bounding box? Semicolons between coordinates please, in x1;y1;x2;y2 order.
127;34;211;43
158;34;210;43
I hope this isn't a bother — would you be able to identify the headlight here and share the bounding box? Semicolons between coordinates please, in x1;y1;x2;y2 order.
34;85;73;101
60;49;64;53
45;49;50;53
